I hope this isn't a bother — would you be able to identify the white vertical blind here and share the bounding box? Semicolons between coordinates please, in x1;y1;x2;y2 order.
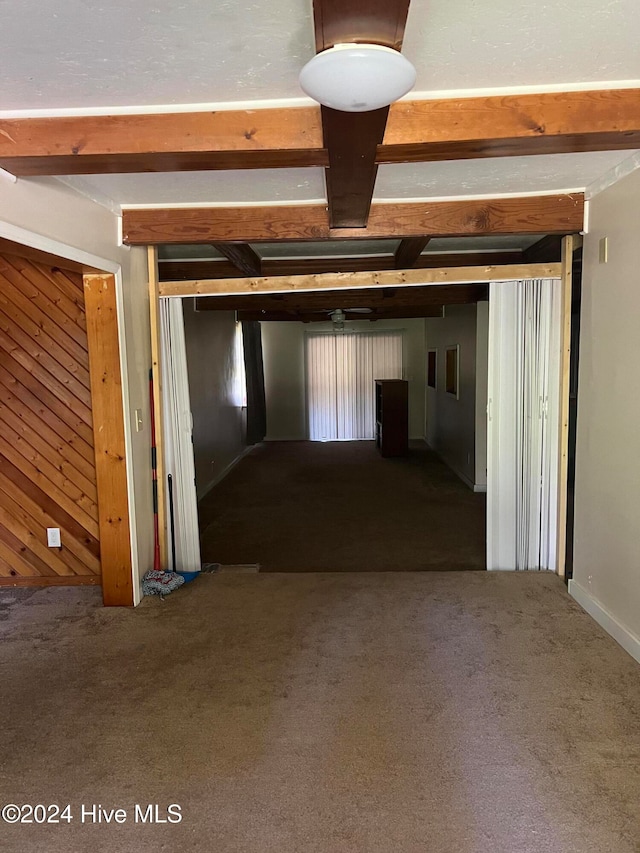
487;279;562;571
160;299;201;573
306;331;403;441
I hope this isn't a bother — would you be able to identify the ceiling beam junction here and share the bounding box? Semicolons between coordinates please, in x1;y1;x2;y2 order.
1;89;639;176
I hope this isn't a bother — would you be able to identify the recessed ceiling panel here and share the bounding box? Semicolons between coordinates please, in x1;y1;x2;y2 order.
2;1;639;112
0;0;315;110
374;151;639;200
62;168;327;207
256;240;399;259
403;0;640;94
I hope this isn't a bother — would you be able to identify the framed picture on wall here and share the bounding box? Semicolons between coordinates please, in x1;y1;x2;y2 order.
427;349;437;388
445;345;459;399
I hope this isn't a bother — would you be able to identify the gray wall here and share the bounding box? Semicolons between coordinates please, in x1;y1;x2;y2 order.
571;165;640;654
183;301;247;499
261;318;427;441
425;304;487;490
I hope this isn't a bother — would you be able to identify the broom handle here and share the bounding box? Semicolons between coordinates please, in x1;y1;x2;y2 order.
168;473;177;573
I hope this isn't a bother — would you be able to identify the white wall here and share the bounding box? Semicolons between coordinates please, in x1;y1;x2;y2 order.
261;318;426;441
182;301;247;499
0;174;153;603
570;166;640;662
425;303;487;490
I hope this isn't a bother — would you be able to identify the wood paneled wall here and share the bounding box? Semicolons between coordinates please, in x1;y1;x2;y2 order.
0;251;100;585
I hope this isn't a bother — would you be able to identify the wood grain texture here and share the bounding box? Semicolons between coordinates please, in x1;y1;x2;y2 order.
314;0;411;227
556;235;574;579
84;274;133;606
0;253;100;585
313;0;412;50
212;242;262;276
331;195;584;238
195;283;488;313
395;237;431;268
1;89;638;176
123;205;330;245
163;251;522;282
160;263;561;298
322;106;388;227
126;196;582;246
0;108;326;176
382;89;640;161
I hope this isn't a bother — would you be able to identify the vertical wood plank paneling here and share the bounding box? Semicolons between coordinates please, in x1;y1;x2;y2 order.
0;252;101;586
83;273;133;606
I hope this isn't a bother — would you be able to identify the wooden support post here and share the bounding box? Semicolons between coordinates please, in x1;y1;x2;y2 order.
83;273;134;606
556;235;574;577
147;246;169;570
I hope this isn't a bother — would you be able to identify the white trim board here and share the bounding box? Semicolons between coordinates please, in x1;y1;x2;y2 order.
569;580;640;666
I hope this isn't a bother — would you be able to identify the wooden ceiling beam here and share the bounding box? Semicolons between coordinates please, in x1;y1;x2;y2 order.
160;263;561;298
211;242;262;276
381;89;640;163
194;283;488;312
237;305;446;322
313;0;411;227
0;108;325;176
330;195;583;239
2;89;639;176
395;237;431;268
159;250;523;281
124;195;582;244
522;234;563;263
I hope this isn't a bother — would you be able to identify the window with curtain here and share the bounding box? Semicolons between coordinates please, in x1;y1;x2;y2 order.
305;331;404;441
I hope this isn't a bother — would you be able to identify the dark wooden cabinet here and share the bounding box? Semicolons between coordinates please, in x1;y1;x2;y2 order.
375;379;408;457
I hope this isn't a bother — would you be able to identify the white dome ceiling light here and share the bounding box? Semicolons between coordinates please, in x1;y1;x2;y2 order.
299;43;416;113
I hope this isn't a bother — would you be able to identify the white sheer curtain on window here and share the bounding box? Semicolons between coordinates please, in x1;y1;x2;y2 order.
306;331;403;441
160;299;201;573
487;278;562;570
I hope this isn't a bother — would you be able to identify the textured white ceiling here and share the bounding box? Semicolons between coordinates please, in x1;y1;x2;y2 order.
0;0;639;111
4;1;640;216
374;151;640;199
158;234;543;261
63;168;327;206
59;150;638;208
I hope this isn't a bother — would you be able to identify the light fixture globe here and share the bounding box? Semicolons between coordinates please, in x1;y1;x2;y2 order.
299;43;416;112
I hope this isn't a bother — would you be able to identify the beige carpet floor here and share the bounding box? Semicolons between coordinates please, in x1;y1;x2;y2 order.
199;441;486;571
1;572;639;853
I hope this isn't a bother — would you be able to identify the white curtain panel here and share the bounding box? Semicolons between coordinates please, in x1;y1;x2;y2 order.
487;279;562;571
306;331;403;441
159;299;201;573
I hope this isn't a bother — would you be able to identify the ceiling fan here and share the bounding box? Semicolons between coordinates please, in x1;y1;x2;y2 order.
324;307;373;329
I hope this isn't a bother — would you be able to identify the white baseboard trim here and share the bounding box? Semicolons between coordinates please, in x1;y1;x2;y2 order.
569;580;640;665
197;444;257;501
426;444;481;493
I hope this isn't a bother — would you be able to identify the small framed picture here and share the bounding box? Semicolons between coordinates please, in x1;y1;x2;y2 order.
445;345;459;399
427;349;437;388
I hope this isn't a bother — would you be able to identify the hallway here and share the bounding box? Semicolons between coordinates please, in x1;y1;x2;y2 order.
1;572;638;853
198;441;486;572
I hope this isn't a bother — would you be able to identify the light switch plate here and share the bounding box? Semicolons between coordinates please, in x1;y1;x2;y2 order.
47;528;61;548
134;409;143;432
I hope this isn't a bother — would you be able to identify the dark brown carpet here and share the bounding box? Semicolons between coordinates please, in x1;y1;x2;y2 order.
198;441;485;571
1;573;639;853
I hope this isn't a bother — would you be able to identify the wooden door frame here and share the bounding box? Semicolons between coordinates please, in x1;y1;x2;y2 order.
0;226;136;605
149;255;572;575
